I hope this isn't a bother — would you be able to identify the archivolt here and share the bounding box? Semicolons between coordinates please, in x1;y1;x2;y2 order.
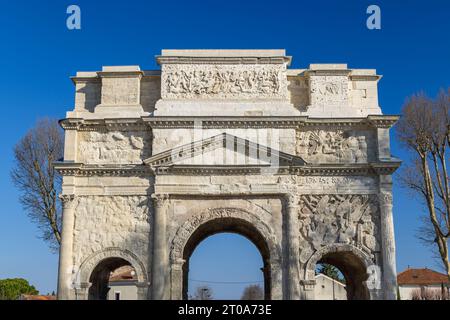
170;207;280;264
304;243;374;281
77;247;148;284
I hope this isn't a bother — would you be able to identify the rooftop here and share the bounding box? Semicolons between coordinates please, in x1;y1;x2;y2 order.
397;268;449;285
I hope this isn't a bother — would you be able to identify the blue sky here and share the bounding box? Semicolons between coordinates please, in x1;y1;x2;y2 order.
0;0;449;297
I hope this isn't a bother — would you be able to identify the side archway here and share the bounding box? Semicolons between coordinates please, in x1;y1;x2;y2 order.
76;247;148;300
304;244;375;300
170;207;282;300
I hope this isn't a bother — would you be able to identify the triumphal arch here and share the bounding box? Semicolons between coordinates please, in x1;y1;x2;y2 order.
55;49;400;300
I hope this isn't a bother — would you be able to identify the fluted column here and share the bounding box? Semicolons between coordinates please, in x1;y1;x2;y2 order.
57;194;76;300
151;193;170;300
379;175;397;300
284;194;301;300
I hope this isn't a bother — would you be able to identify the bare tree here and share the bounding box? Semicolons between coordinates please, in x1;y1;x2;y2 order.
190;286;214;300
397;89;450;281
10;118;64;252
240;284;264;300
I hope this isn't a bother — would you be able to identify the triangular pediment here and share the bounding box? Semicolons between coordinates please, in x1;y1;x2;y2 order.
144;133;306;168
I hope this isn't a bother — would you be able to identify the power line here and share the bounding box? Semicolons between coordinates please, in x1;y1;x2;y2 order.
189;278;264;284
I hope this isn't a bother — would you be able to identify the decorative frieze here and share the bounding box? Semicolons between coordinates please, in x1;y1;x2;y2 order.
161;64;288;99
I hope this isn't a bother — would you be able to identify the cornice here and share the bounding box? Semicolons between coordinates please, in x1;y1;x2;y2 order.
370;160;402;175
58;115;400;131
53;162;152;177
150;162;400;176
367;115;400;128
305;69;352;77
97;70;144;78
53;161;400;177
59;118;150;131
156;56;291;66
350;75;382;81
143;115;399;129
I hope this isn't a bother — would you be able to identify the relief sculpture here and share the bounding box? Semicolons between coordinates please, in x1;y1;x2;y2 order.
78;131;150;164
162;65;287;99
298;194;379;263
296;130;369;163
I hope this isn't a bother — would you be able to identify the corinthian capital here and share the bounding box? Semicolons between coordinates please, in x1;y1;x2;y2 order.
379;191;393;206
59;194;76;209
284;193;299;209
151;193;169;208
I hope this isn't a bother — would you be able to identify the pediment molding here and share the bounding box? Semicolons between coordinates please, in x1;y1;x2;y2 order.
144;132;306;168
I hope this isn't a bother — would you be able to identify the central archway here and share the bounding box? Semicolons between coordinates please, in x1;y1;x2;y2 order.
182;217;271;299
170;207;282;300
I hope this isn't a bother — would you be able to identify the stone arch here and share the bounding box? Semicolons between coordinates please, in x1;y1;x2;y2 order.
169;207;282;300
76;247;148;300
304;243;374;300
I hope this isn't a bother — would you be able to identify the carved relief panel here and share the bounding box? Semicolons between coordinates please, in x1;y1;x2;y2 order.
73;195;151;267
295;129;375;163
298;194;380;264
78;131;151;164
309;75;349;106
161;64;289;99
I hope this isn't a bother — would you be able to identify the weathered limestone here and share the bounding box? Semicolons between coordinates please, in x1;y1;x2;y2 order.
379;176;398;299
151;194;170;300
56;49;401;300
57;195;76;300
284;194;301;300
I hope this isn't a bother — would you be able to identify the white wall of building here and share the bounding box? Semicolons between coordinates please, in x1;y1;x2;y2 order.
107;282;138;300
314;274;347;300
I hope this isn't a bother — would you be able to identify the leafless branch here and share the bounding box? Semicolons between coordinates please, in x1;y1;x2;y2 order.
10;118;64;252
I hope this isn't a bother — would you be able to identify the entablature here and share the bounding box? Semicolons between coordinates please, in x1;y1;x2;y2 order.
59;115;399;131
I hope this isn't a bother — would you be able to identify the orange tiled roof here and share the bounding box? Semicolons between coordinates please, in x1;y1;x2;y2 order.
397;268;449;285
109;265;137;282
19;295;56;300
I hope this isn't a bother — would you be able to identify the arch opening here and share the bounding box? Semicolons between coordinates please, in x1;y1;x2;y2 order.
316;251;370;300
88;257;137;300
314;262;347;300
182;217;272;300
